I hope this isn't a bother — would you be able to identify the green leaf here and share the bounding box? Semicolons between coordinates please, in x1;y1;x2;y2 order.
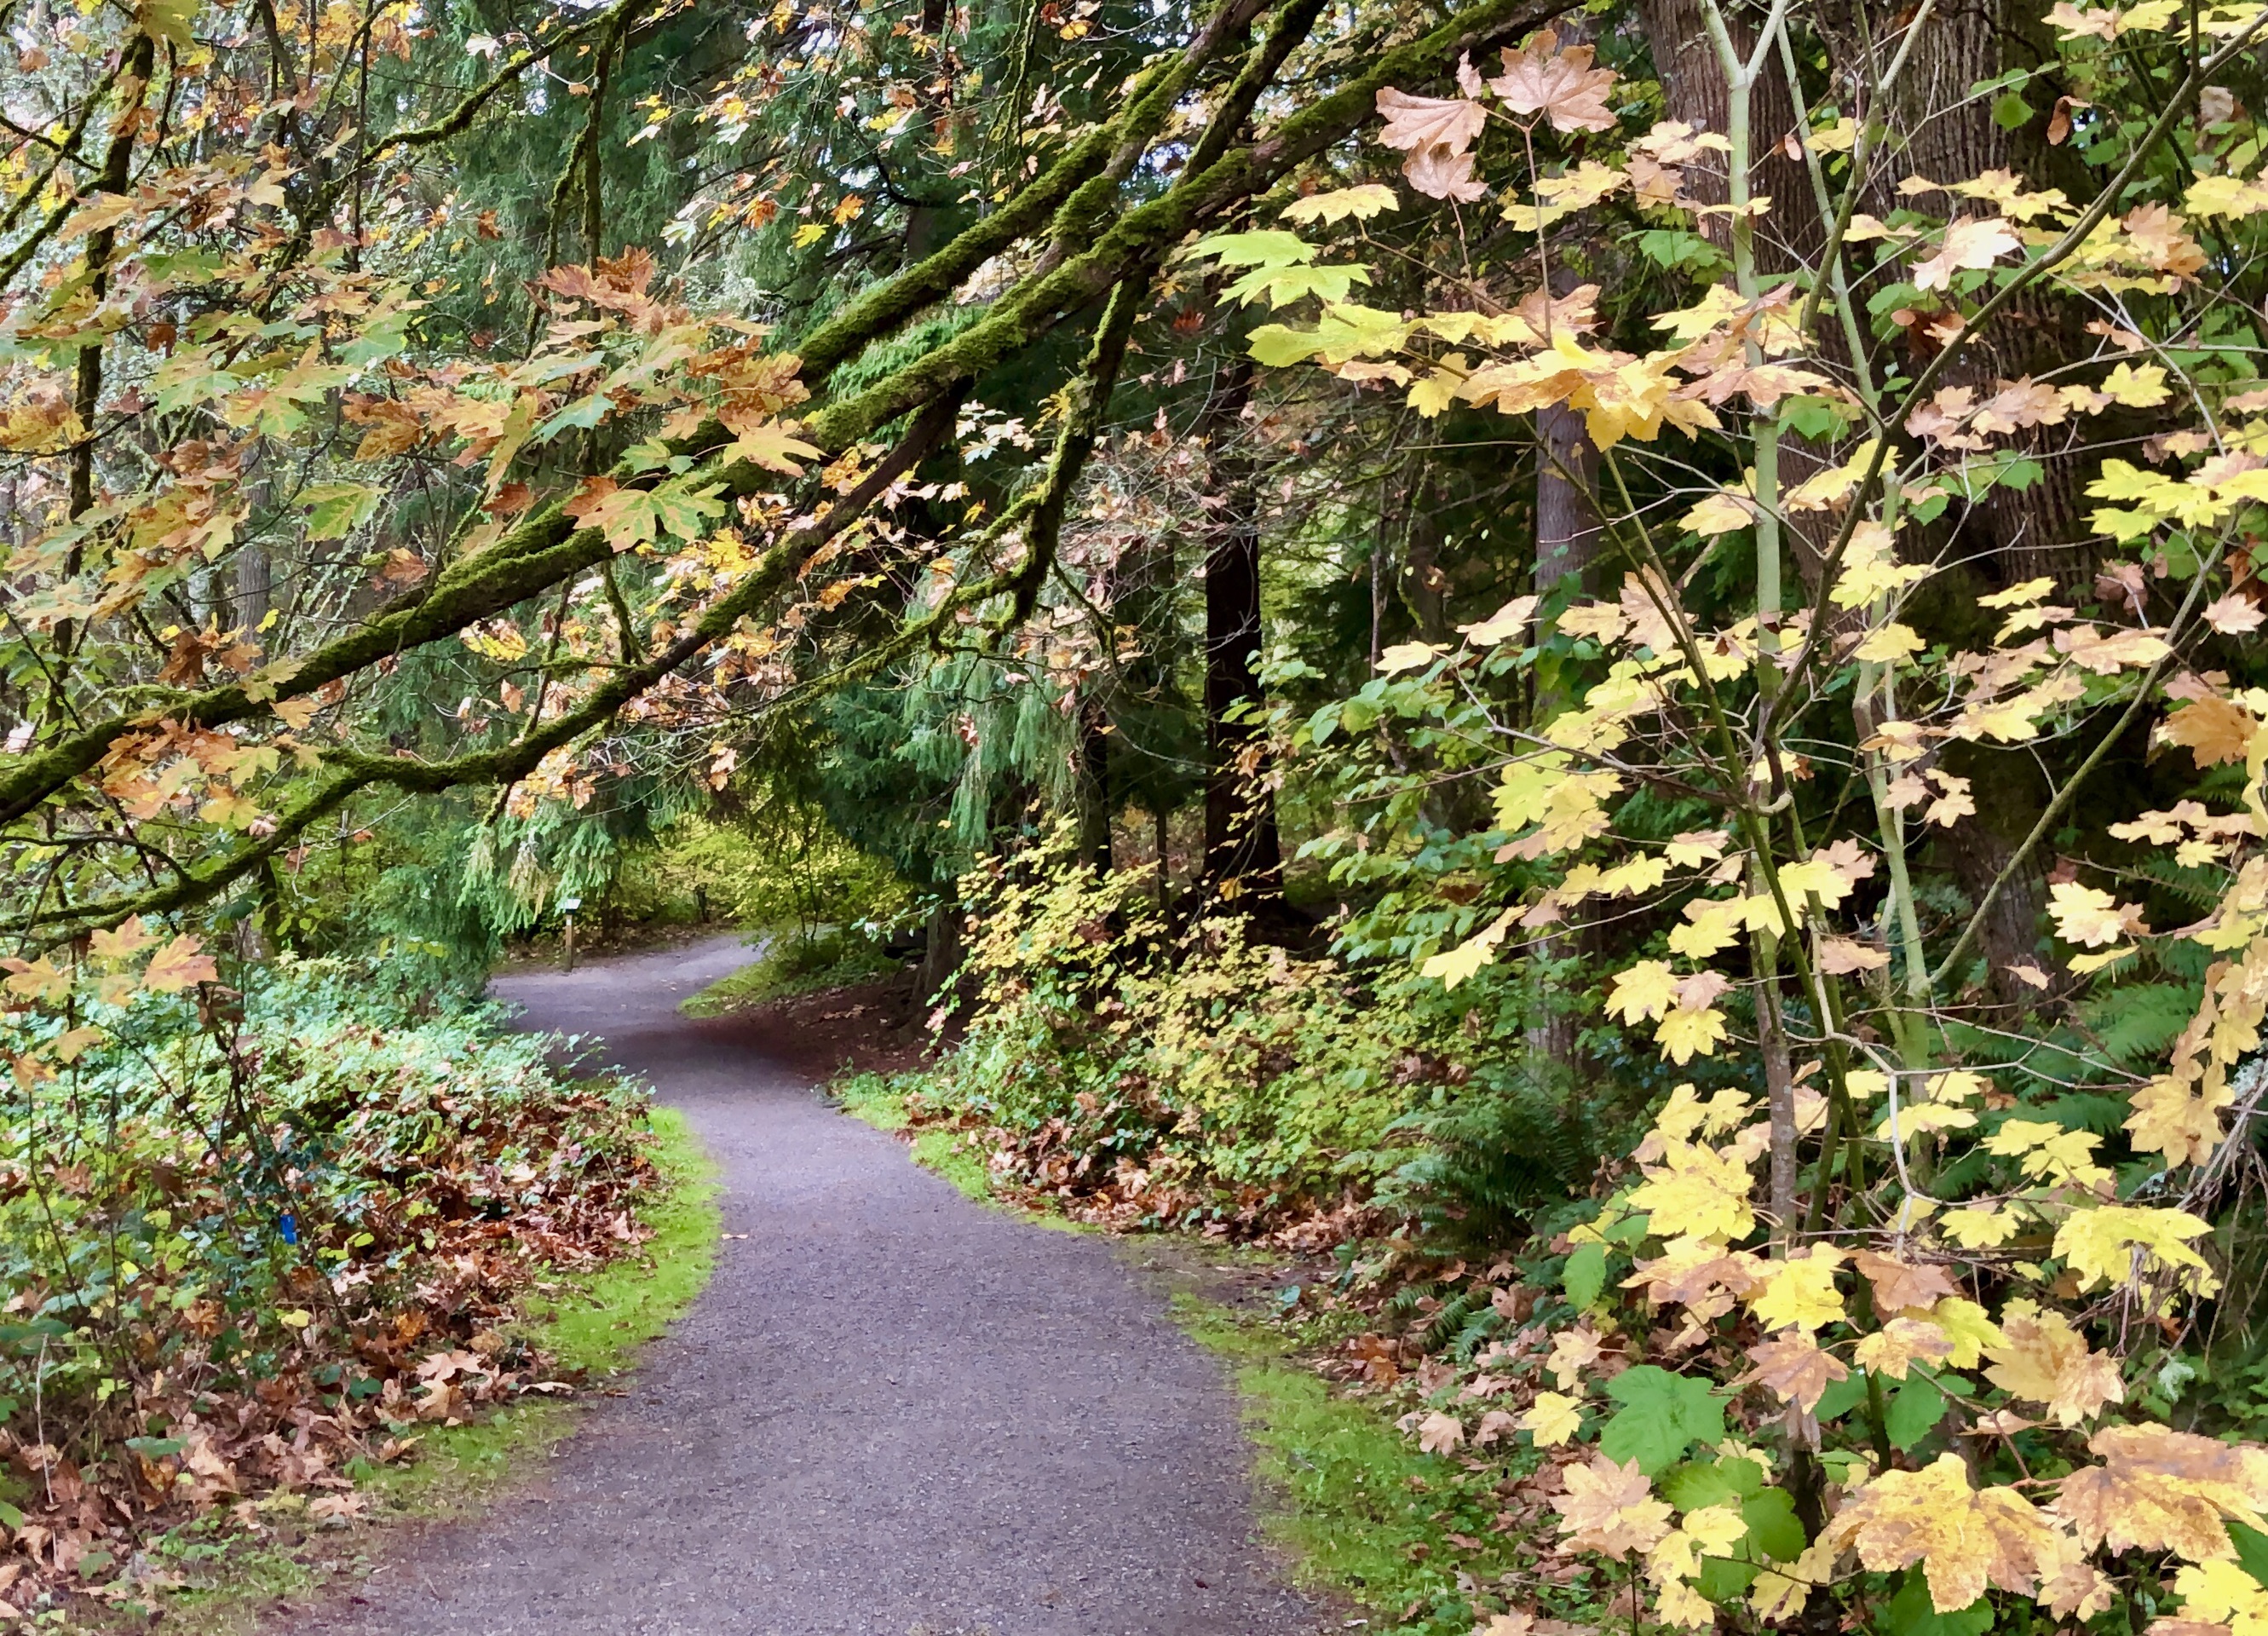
1661;1455;1764;1512
1223;262;1372;308
1885;1373;1948;1452
1741;1488;1805;1563
0;1500;20;1531
139;0;199;46
1881;1570;1991;1636
2229;1520;2268;1589
1600;1366;1725;1475
302;482;381;541
1562;1241;1608;1309
1248;324;1326;367
1813;1368;1871;1424
1695;1556;1761;1601
652;481;728;542
1190;228;1317;268
1777;394;1856;440
1992;90;2035;130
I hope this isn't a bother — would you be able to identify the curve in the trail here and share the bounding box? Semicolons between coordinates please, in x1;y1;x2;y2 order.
300;934;1316;1636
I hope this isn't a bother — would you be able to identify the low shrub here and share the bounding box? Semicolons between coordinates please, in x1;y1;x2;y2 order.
0;950;659;1599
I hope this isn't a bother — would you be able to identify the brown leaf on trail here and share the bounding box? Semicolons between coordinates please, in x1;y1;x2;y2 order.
1742;1329;1848;1411
1852;1249;1960;1314
1374;87;1488;155
2055;1422;2268;1559
143;934;219;994
1829;1452;2068;1612
2161;694;2258;768
1486;31;1619;134
1418;1411;1465;1454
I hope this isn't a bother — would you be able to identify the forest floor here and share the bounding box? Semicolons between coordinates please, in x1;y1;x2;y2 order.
281;933;1321;1636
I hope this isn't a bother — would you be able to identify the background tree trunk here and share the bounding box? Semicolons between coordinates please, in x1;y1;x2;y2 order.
1199;359;1283;895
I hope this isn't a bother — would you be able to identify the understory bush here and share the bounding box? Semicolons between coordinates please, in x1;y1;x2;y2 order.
903;840;1599;1241
0;948;657;1594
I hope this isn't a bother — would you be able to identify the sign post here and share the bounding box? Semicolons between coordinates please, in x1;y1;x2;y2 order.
560;896;582;971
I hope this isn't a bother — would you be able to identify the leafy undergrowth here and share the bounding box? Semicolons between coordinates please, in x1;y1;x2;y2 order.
0;954;715;1629
134;1107;717;1636
679;927;898;1019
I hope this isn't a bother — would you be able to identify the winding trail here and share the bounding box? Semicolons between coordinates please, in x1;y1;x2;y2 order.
308;935;1316;1636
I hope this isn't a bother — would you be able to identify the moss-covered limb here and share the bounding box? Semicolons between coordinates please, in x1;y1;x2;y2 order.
804;0;1546;452
1009;274;1150;619
0;1;1269;826
793;0;1277;386
19;400;965;937
0;0;1533;835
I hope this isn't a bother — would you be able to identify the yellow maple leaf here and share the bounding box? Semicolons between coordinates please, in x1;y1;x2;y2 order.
1984;1302;2124;1426
1547;1325;1606;1387
1928;1296;2006;1368
1912;216;2022;291
2173;1558;2268;1627
2054;1202;2216;1294
1628;1140;1756;1242
1743;1329;1847;1408
1828;1453;2068;1611
1682;1503;1749;1557
1938;1206;2021;1251
2161;694;2262;768
2127;1073;2231;1168
1655;1005;1730;1065
1523;1391;1583;1447
1555;1453;1674;1557
1607;959;1681;1024
2103;360;2172;406
1747;1246;1846;1331
1854;1316;1954;1380
1682;488;1757;537
2048;880;2133;947
2056;1422;2268;1561
1419;907;1518;990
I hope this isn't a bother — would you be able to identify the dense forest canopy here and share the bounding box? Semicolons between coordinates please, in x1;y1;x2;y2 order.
14;0;2268;1626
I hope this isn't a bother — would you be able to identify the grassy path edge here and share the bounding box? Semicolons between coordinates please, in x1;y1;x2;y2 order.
152;1106;720;1633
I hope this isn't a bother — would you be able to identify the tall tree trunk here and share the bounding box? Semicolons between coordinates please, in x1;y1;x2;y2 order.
1199;359;1282;895
1528;328;1603;1082
1077;692;1114;870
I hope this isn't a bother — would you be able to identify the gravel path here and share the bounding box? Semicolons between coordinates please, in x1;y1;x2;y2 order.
306;934;1316;1636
